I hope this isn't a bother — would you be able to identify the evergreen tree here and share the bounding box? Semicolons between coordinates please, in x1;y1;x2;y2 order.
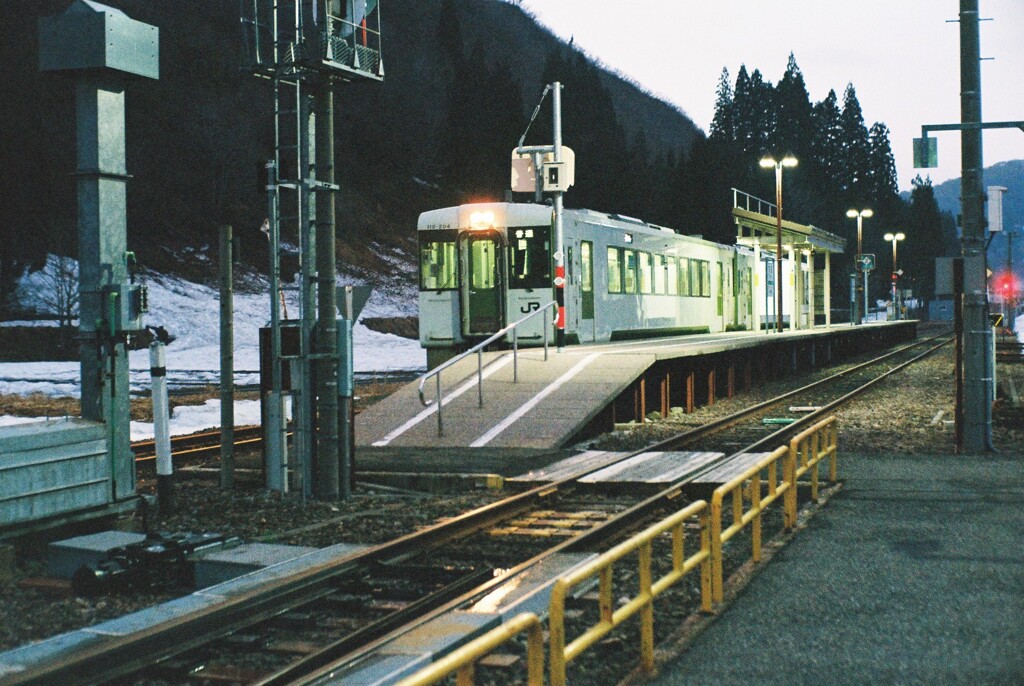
905;175;949;299
772;54;813;162
866;121;899;201
811;89;843;196
709;67;734;145
838;83;871;203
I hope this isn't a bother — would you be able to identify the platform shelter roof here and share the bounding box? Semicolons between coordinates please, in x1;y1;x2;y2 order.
731;189;845;255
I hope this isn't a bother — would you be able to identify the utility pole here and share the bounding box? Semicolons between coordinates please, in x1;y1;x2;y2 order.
552;82;566;351
959;0;990;452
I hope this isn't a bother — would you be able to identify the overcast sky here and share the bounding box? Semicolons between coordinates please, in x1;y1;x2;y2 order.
513;0;1024;192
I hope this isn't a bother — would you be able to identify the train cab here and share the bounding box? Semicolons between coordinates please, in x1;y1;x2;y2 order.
418;203;554;368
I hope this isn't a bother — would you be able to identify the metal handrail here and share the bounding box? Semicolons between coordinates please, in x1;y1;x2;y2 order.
418;300;558;436
732;187;777;219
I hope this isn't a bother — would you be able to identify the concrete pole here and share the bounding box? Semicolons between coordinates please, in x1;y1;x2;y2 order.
775;165;784;334
75;79;134;500
265;160;287;493
314;75;341;499
553;82;566;352
219;225;234;490
959;0;990;451
150;342;173;515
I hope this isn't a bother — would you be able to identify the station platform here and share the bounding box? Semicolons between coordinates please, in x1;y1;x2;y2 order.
357;322;916;452
641;449;1024;685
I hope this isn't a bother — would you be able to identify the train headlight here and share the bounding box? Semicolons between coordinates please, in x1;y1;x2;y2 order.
469;211;495;229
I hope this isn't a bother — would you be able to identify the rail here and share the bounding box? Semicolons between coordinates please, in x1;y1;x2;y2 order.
548;500;712;686
395;612;545;686
787;416;838;514
732;187;777;219
710;445;792;603
418;300;557;436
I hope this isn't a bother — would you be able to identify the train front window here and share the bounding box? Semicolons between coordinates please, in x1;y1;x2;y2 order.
470;238;496;289
508;226;550;289
419;232;457;290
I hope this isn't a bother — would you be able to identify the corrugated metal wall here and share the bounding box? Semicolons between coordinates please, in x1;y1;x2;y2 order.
0;419;110;527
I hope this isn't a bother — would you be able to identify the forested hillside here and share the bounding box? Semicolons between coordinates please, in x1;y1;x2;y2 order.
0;0;700;311
0;0;968;314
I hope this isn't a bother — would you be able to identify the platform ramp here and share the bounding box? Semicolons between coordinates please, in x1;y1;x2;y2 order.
357;349;655;450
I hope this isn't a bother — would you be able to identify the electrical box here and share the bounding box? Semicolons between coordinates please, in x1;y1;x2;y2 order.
105;284;148;333
39;0;159;80
987;185;1008;233
543;162;567;192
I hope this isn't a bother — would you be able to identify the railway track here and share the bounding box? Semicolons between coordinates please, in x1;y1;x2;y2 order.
132;425;264;464
10;335;950;686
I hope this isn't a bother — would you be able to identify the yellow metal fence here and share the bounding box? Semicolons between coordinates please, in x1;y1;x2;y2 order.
785;416;838;519
548;500;711;686
399;416;840;686
710;444;792;602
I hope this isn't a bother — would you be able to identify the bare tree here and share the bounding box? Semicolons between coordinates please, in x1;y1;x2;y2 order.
38;255;79;328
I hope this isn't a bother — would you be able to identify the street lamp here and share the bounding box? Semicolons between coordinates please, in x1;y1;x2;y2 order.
761;154;798;333
883;231;905;319
846;208;873;324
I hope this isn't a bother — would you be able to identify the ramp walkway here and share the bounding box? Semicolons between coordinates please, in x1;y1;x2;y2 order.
359;347;655;450
645;450;1024;685
357;323;916;451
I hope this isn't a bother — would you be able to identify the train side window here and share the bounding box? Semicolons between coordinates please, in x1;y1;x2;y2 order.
581;242;593;293
639;252;652;294
607;247;623;294
679;258;690;296
624;249;638;294
666;256;678;295
508;226;551;289
690;259;701;297
700;260;711;297
419;235;457;291
653;254;666;294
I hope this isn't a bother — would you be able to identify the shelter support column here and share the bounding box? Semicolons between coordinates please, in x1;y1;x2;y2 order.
752;240;761;332
825;251;831;327
808;250;816;328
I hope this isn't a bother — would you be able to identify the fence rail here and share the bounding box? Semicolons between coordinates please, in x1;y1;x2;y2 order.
548;500;711;686
710;445;792;602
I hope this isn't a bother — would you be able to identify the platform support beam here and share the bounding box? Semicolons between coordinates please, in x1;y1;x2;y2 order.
707;365;715;406
685;370;695;413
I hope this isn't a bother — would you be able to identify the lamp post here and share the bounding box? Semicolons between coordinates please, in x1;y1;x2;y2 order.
884;231;905;319
760;154;798;333
846;209;873;324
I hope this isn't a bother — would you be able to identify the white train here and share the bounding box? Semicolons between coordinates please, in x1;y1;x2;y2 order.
418;202;799;368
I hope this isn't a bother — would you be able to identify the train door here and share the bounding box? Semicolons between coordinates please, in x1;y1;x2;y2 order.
580;240;594;340
716;262;724;330
459;229;505;337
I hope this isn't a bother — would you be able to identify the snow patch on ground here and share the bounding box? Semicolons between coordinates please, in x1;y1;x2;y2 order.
1;257;425;400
